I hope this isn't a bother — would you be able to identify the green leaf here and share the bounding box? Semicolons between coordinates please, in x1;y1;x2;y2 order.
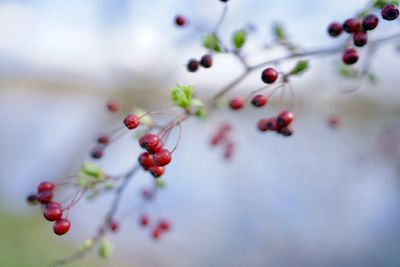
98;239;113;259
155;179;166;189
338;65;358;78
103;183;114;191
232;29;247;50
368;73;378;83
273;23;286;43
289;60;310;75
203;34;222;52
170;84;193;110
194;107;206;119
372;0;399;8
78;161;105;180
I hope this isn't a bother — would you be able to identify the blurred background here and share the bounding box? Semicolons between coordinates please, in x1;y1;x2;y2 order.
1;0;400;266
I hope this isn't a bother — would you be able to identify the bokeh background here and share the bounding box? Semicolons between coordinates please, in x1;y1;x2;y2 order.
1;0;400;266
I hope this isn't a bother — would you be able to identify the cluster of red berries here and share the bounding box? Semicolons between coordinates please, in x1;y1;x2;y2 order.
138;133;172;178
327;4;399;65
210;123;235;159
229;94;268;110
187;54;213;72
257;110;294;137
27;182;71;236
138;213;171;240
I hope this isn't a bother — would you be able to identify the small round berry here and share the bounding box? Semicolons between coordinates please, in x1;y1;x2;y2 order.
327;22;343;37
91;149;103;159
277;111;294;127
153;149;172;167
53;219;71;236
343;18;360;33
175;15;186;27
261;67;278;84
27;194;38;205
381;4;399;21
257;118;278;132
362;14;379;31
149;166;165;178
139;134;161;152
187;59;199;72
147;140;163;154
158;219;171;231
106;100;119;112
109;220;119;232
46;201;62;209
342;48;359;65
138;152;154;170
328;115;341;128
353;31;368;47
38;191;53;204
140;214;150;226
200;54;213;68
152;228;162;240
278;127;293;137
251;95;268;107
43;205;63;221
37;182;55;193
97;135;109;145
124;114;140;130
229;98;244;110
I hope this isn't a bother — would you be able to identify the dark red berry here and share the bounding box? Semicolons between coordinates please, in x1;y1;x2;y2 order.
124;114;140;130
37;182;55;193
140;214;150;226
38;191;53;204
381;4;399;21
147;140;163;154
97;135;109;144
106;100;119;112
277;111;294;127
200;54;213;68
139;134;161;153
251;95;268;107
229;98;244;110
175;15;186;26
158;219;171;231
258;118;278;132
27;194;38;205
278;126;293;137
152;228;162;240
138;152;154;170
328;115;341;128
149;166;165;178
342;48;359;65
43;205;63;221
362;14;379;30
353;31;368;47
327;22;343;37
153;149;172;167
343;18;360;33
109;220;119;232
46;201;62;209
261;67;278;84
187;59;199;72
53;219;71;235
91;149;103;159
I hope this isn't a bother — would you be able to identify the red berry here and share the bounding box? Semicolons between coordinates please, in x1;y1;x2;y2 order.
124;114;140;130
328;115;341;128
200;54;213;68
46;201;62;209
149;166;165;178
106;100;119;112
327;22;343;37
138;152;154;170
152;228;162;240
158;219;171;231
251;95;268;107
381;4;399;21
210;132;225;146
53;219;71;236
261;67;278;84
342;48;359;65
362;14;379;31
187;59;199;72
43;205;63;221
139;134;161;153
140;214;150;226
153;149;172;166
229;98;244;110
38;191;53;204
97;135;109;144
91;149;103;159
37;182;55;193
278;126;293;137
175;15;186;26
343;18;360;33
27;194;38;205
353;31;368;47
109;220;119;232
277;111;294;127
